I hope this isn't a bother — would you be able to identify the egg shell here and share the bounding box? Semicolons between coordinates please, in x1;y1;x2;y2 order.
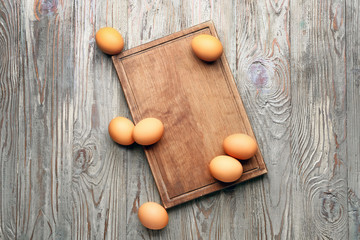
138;202;169;230
108;117;134;145
95;27;124;55
191;34;223;62
223;133;258;160
209;155;243;183
133;118;164;145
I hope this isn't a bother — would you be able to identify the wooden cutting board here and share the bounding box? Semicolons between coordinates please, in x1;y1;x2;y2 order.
112;21;267;209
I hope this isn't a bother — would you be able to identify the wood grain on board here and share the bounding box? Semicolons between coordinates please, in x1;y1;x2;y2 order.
112;21;267;209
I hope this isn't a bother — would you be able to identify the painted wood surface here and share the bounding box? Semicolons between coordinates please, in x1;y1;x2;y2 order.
0;0;358;239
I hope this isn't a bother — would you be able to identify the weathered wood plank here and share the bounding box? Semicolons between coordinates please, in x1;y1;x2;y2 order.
16;1;75;239
71;0;128;239
346;0;360;239
0;0;20;239
290;0;348;238
235;0;292;238
13;0;128;239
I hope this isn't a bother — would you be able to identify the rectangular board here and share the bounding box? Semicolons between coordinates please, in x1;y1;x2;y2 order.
112;21;267;209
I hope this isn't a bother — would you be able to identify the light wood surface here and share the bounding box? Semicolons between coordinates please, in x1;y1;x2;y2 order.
113;21;267;209
0;0;358;239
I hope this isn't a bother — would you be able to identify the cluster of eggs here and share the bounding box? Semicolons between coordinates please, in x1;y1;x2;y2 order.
97;27;258;230
108;117;164;146
210;133;258;183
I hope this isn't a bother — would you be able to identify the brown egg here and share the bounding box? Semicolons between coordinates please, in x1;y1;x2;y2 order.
133;118;164;145
223;133;258;160
108;117;134;145
138;202;169;230
209;155;243;183
95;27;124;55
191;34;223;62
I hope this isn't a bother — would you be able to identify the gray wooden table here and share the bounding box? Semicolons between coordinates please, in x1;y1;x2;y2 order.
0;0;359;239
